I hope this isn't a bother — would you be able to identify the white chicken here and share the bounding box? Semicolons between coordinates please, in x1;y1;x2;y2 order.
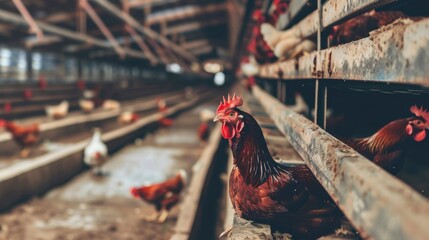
102;99;121;111
118;111;139;124
45;100;69;119
79;99;95;113
84;128;108;176
260;23;315;59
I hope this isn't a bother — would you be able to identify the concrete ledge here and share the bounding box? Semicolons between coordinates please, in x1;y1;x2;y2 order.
171;124;223;240
0;89;190;154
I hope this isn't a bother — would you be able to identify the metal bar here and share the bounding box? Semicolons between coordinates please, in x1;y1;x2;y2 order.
11;0;43;40
90;0;198;62
258;18;429;85
79;0;125;58
252;85;429;240
314;0;327;128
314;80;327;128
0;9;148;60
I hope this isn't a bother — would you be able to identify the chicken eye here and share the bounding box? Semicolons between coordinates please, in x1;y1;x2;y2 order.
416;120;422;125
229;112;235;117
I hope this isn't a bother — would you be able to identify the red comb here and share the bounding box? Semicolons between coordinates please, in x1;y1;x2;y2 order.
216;94;243;114
410;105;429;123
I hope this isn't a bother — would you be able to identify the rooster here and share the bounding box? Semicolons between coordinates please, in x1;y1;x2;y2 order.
130;169;187;223
76;79;86;91
45;100;69;119
38;74;47;89
84;128;108;176
3;102;12;113
23;88;33;101
157;98;173;127
340;105;429;175
214;94;339;238
0;120;39;158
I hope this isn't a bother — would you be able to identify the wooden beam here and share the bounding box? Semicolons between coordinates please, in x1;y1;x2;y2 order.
0;9;149;60
90;0;198;62
79;0;125;58
164;18;227;35
12;0;43;40
127;0;179;8
181;39;211;50
146;3;227;25
41;12;75;24
124;25;158;64
24;35;62;49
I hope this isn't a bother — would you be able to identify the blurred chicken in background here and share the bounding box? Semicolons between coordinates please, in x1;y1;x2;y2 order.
118;111;139;124
45;100;69;119
102;99;121;111
0;120;40;158
84;128;108;176
130;170;187;223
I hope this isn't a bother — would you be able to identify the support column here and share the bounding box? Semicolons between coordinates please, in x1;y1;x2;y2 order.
26;50;33;82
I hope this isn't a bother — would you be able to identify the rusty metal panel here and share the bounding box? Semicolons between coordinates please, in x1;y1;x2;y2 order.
252;85;429;240
280;0;395;40
322;0;396;27
259;19;429;84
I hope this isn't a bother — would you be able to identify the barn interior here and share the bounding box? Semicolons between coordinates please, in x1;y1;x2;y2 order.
0;0;428;239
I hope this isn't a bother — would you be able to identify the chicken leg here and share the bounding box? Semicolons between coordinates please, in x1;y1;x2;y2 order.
20;148;30;158
143;211;159;222
157;209;169;223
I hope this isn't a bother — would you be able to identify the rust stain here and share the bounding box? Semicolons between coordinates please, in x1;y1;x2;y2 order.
327;51;333;76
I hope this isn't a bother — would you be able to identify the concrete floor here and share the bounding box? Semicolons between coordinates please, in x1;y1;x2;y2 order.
0;103;218;240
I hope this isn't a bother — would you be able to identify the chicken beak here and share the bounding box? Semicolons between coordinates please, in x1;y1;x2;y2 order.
213;114;222;122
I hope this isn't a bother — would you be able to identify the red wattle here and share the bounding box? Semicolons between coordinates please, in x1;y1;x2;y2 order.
414;130;426;142
406;124;413;135
222;122;236;139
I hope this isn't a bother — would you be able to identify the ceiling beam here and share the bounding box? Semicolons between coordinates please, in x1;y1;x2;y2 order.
124;25;158;65
0;9;149;60
12;0;43;40
40;12;75;24
146;3;227;25
90;0;198;62
127;0;179;8
181;39;211;50
79;0;125;58
24;35;62;48
164;18;227;35
189;45;213;56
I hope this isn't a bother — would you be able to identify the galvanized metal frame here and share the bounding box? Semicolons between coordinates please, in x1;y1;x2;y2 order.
259;18;429;84
252;85;429;240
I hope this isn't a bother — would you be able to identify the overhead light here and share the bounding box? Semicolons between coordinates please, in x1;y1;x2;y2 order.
214;72;225;86
166;63;182;73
